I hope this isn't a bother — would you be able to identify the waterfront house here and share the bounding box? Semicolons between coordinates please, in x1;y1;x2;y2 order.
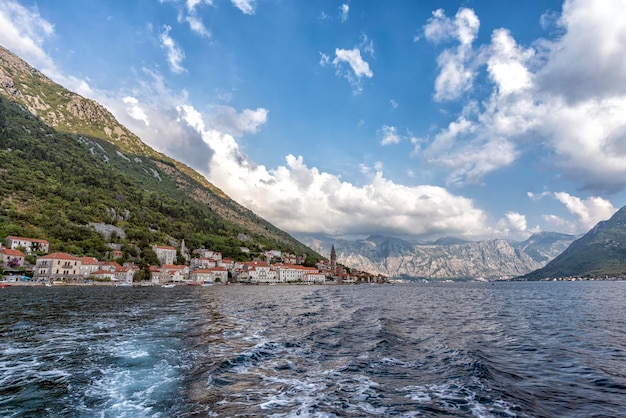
274;264;325;283
80;257;100;277
244;261;277;283
1;248;25;267
189;269;214;284
34;252;82;281
208;266;229;283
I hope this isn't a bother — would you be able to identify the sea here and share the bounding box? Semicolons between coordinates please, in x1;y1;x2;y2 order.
1;281;625;418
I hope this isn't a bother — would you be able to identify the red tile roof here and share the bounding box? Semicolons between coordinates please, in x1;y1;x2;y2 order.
6;236;49;244
1;248;25;257
39;252;81;261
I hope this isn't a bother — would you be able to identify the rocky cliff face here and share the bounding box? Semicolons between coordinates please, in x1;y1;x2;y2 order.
298;233;576;280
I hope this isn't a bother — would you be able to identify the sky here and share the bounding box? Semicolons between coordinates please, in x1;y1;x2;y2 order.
1;0;626;242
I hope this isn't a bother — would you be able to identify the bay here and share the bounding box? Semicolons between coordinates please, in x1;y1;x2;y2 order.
1;281;625;417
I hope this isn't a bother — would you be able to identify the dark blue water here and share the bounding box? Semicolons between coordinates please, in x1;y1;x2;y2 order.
1;281;625;417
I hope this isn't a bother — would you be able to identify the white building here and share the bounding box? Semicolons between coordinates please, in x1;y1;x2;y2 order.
208;266;229;283
34;252;82;281
80;257;100;277
274;264;325;283
153;245;177;265
244;261;277;283
189;269;214;284
5;236;49;254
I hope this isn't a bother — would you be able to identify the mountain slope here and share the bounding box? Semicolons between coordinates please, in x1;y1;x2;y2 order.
297;233;575;280
0;45;318;261
522;207;626;279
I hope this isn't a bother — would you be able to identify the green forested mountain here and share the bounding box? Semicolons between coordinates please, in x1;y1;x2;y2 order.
0;45;320;263
522;206;626;279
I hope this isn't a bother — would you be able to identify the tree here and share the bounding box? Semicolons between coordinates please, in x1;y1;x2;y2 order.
141;247;159;266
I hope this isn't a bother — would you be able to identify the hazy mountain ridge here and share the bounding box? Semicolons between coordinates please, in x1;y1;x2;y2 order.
297;232;577;280
0;45;319;260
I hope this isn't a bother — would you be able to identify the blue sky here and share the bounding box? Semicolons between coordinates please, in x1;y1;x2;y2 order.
1;0;626;242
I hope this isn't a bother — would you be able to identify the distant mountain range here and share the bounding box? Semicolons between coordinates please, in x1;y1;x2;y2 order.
296;232;577;280
522;206;626;279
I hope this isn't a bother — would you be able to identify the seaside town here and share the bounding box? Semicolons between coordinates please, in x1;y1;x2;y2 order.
0;235;387;287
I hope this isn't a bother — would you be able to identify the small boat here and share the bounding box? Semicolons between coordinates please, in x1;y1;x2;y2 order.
115;282;133;287
161;283;176;288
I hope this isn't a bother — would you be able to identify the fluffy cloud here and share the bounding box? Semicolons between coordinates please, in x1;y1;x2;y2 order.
160;25;186;74
422;0;626;192
424;8;480;101
531;191;616;234
156;102;492;240
493;211;539;239
553;192;616;232
536;0;626;102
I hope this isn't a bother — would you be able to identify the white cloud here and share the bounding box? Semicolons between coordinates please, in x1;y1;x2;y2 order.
380;125;401;146
493;211;535;240
390;99;398;109
333;48;373;78
505;212;527;232
185;15;211;37
340;4;349;22
536;0;626;102
553;192;616;232
0;0;55;74
424;8;480;101
422;1;626;192
487;29;534;96
185;0;213;13
122;96;150;126
527;191;551;201
160;25;186;74
329;48;373;93
230;0;255;15
206;105;268;137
